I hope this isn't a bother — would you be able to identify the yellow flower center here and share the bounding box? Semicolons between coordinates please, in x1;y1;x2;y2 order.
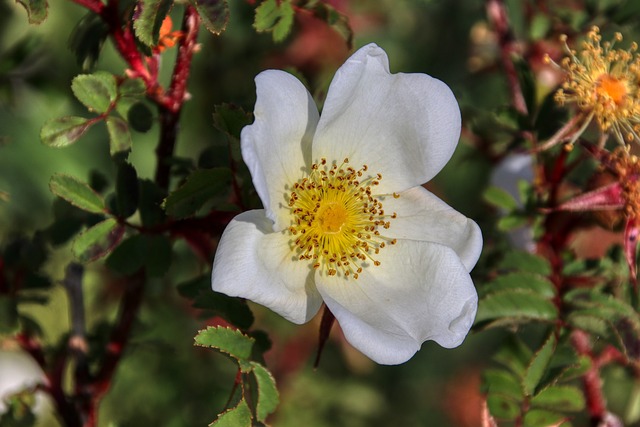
287;158;398;279
596;74;627;106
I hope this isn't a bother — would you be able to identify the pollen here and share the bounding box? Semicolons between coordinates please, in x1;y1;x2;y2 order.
552;26;640;145
608;147;640;218
287;158;398;279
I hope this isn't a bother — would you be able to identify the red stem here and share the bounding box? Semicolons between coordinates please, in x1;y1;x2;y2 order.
572;330;608;423
485;0;528;115
71;0;104;14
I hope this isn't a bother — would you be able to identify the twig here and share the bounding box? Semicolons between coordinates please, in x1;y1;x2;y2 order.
485;0;528;115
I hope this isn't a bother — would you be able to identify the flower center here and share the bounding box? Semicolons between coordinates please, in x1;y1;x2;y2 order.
596;74;627;106
287;158;398;279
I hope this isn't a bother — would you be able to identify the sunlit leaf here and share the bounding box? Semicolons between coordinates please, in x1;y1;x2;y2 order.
193;0;230;35
71;72;118;114
480;272;556;298
40;116;94;148
134;0;173;46
72;218;126;262
254;0;295;42
194;326;254;360
210;399;252;427
523;333;557;396
49;174;106;214
250;362;279;422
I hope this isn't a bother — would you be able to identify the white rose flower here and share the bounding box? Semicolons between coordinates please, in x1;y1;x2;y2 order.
211;43;482;365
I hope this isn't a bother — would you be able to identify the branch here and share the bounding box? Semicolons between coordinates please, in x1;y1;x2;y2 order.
485;0;528;115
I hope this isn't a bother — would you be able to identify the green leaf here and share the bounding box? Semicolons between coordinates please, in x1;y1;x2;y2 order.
494;336;533;377
480;272;556;298
133;0;173;46
0;296;19;335
127;102;154;133
523;409;566;427
49;174;106;214
40;116;94;148
72;218;126;262
476;289;557;324
302;1;352;48
486;393;520;421
194;326;254;360
497;214;529;232
139;179;167;227
105;234;172;277
162;168;232;217
483;368;523;398
254;0;295;42
116;162;139;218
106;116;132;156
523;333;557;396
193;0;230;35
71;72;118;114
118;78;147;96
15;0;48;24
211;399;252;427
192;292;255;330
484;186;519;210
531;385;585;412
213;103;252;140
69;12;109;72
499;251;552;276
250;362;279;422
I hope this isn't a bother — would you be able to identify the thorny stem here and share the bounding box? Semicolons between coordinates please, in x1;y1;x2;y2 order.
485;0;528;116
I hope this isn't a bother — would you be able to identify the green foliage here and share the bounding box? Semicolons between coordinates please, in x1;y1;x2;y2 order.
68;12;110;72
251;361;280;422
106;234;172;277
133;0;173;46
211;400;252;427
40;116;94;148
105;116;132;156
484;185;519;211
49;174;106;214
71;72;118;114
162;168;232;217
15;0;48;24
254;0;295;42
192;0;230;35
72;218;125;262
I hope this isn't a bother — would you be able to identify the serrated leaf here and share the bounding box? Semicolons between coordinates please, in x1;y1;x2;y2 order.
116;162;139;218
40;116;94;148
481;272;556;298
523;333;557;396
118;78;147;96
16;0;48;24
499;251;552;275
106;116;132;156
484;186;519;210
193;0;230;35
523;409;567;427
162;168;232;217
134;0;173;46
72;218;126;262
556;355;591;382
254;0;295;42
476;289;557;324
250;362;279;422
210;399;251;427
194;326;254;360
49;174;106;214
531;385;585;412
69;12;109;72
71;72;118;114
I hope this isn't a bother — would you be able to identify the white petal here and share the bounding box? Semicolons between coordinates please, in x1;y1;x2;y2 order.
211;210;323;324
312;43;461;193
380;186;483;271
241;71;320;231
315;240;477;365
